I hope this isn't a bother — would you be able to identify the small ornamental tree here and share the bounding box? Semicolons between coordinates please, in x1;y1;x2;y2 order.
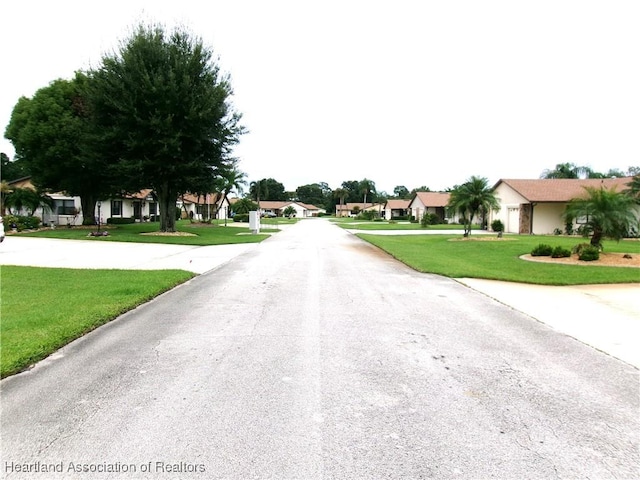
564;186;637;247
447;176;500;236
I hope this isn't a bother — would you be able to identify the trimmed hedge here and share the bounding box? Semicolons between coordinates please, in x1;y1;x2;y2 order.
107;217;136;225
2;215;41;231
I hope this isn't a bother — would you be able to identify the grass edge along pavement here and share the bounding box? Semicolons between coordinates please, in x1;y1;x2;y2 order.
1;266;195;378
9;220;275;246
358;233;640;285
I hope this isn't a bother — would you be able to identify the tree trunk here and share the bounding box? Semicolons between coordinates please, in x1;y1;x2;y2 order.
591;228;603;247
80;195;96;225
158;185;176;232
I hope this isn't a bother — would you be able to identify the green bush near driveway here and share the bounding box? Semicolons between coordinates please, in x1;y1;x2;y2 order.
358;234;640;285
0;266;195;378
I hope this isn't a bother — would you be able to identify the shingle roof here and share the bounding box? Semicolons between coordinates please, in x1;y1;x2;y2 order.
180;192;225;205
385;199;411;209
259;201;291;209
496;178;633;202
412;192;450;207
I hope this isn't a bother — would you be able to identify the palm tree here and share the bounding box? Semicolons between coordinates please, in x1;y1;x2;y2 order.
333;188;348;216
219;163;247;198
564;186;638;247
232;197;258;215
1;181;13;215
447;176;500;236
4;187;54;216
624;175;640;203
541;162;592;179
360;178;375;205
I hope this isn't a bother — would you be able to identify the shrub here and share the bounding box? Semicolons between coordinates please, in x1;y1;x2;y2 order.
356;210;376;221
578;245;600;261
106;217;135;225
2;214;41;231
531;243;553;256
572;243;595;255
553;228;562;235
551;246;571;258
421;212;440;227
233;214;249;222
491;219;504;233
564;221;574;236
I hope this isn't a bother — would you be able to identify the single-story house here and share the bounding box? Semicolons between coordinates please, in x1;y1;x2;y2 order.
408;192;452;223
335;203;383;217
490;177;637;234
4;176;229;225
383;199;411;220
178;193;230;221
97;189;158;224
4;177;85;226
259;201;323;218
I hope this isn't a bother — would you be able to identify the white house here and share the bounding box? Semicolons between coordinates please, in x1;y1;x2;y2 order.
490;177;637;234
178;193;231;221
408;192;452;223
259;201;323;218
383;199;411;220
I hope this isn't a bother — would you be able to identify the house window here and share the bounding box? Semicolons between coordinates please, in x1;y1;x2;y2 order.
148;203;157;215
56;200;76;215
111;200;123;216
576;215;589;224
196;205;204;215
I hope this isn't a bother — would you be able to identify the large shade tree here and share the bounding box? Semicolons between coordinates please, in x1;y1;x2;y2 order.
564;186;638;247
249;178;287;201
1;153;29;182
447;176;500;236
4;74;110;224
87;24;244;232
296;182;331;208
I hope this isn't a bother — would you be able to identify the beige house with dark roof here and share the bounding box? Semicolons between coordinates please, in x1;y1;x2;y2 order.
335;203;382;217
490;177;637;234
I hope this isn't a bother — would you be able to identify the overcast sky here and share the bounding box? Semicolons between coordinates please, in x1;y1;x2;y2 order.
1;1;638;193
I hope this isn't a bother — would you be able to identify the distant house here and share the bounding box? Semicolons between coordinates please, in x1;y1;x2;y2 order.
98;189;158;224
178;192;230;221
5;177;83;226
383;199;411;220
408;192;452;223
4;176;230;225
490;177;637;234
259;201;324;218
335;203;383;217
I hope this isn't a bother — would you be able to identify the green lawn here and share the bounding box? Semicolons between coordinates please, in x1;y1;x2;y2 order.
358;233;640;285
330;217;480;230
0;266;195;378
13;220;274;245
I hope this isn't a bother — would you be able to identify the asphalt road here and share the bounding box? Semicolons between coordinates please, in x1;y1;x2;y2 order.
2;220;638;479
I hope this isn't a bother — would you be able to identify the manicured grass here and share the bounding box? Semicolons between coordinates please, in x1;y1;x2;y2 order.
0;266;195;378
330;218;479;230
13;220;274;245
358;233;640;285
